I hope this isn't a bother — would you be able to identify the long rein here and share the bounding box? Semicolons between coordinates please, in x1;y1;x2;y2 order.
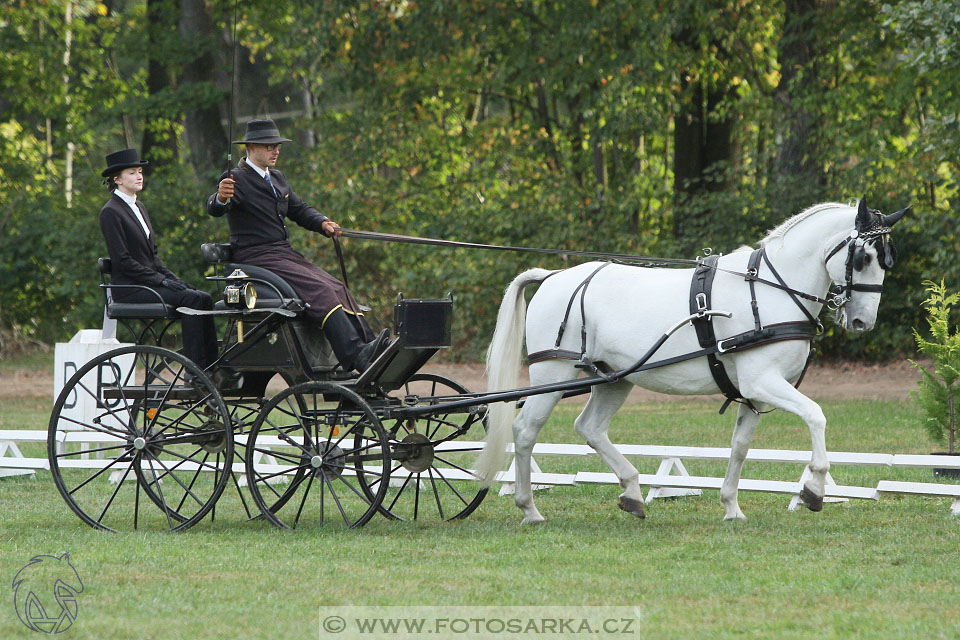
335;227;837;312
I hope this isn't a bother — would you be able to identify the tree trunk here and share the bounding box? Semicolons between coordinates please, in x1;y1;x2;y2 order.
773;0;821;216
179;0;228;174
63;0;74;208
672;79;735;245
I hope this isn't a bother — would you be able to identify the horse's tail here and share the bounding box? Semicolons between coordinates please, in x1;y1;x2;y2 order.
475;267;556;488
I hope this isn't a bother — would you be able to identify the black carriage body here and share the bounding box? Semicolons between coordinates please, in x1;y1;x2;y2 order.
359;296;454;392
218;315;337;387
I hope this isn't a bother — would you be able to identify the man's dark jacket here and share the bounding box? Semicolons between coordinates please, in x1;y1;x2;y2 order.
206;159;329;248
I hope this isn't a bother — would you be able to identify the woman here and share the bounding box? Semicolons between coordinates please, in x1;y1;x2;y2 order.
99;148;217;369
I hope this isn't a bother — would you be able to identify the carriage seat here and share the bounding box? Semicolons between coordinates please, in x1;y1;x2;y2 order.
98;258;178;319
201;243;303;311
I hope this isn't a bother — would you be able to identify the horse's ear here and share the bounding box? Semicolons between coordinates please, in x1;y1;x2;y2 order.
856;197;871;231
882;205;911;227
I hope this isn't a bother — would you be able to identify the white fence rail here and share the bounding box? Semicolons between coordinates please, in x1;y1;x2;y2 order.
3;430;959;514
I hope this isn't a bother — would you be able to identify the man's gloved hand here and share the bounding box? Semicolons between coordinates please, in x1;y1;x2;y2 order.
161;279;187;291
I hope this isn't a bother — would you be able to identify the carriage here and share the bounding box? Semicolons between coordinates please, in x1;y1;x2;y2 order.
48;241;490;532
48;199;909;531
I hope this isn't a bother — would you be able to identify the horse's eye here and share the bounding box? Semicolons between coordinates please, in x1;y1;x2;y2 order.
863;254;872;266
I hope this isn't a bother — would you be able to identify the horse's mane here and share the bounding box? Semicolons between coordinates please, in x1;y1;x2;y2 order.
760;202;852;246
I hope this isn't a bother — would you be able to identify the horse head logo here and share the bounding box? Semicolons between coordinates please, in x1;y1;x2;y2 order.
11;553;84;634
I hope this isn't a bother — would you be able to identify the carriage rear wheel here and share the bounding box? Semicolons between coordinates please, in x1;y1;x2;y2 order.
244;382;391;529
368;374;489;522
47;345;232;532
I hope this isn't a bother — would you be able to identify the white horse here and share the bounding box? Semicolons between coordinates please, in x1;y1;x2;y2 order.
477;199;908;523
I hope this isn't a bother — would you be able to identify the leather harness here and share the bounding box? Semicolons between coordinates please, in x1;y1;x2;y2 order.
688;251;819;413
527;248;823;414
518;208;902;414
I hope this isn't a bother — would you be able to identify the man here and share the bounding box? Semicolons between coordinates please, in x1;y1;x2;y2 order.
100;148;218;368
206;119;388;372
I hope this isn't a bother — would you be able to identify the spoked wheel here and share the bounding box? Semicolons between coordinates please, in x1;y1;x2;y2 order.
47;345;232;532
245;382;390;529
372;374;489;522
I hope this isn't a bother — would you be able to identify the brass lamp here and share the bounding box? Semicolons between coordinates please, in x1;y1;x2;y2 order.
223;269;257;341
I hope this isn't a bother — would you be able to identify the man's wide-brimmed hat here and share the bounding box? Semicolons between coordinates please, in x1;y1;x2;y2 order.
101;148;148;177
232;119;292;145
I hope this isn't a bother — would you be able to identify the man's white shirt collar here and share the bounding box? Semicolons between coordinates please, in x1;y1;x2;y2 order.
246;158;269;179
116;190;150;239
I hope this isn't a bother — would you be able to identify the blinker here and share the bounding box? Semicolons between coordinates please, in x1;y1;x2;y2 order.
852;241;866;271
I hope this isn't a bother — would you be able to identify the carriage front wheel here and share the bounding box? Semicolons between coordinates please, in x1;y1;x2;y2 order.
244;381;391;529
47;345;233;532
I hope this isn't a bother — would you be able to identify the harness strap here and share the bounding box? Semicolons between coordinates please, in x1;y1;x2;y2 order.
757;248;823;331
528;349;582;365
689;255;745;412
552;262;610;352
746;250;762;331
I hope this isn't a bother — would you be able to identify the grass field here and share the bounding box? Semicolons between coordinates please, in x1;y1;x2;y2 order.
1;357;959;639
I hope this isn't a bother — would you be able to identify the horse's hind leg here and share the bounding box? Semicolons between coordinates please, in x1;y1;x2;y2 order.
512;391;563;525
720;402;766;521
573;380;642;517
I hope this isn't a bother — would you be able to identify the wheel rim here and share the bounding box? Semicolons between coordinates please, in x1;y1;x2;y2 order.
245;382;390;529
47;345;232;532
372;374;489;522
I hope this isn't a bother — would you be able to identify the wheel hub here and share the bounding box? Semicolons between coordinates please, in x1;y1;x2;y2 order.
398;433;434;473
305;443;344;478
199;420;227;454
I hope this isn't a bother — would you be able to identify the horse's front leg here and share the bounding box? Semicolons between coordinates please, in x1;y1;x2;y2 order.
720;402;765;521
744;377;829;512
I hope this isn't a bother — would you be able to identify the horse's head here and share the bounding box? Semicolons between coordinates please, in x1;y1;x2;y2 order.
823;198;909;331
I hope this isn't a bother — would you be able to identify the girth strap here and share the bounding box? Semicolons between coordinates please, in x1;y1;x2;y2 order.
690;255;746;412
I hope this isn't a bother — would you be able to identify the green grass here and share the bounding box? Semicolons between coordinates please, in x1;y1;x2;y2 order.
1;365;959;639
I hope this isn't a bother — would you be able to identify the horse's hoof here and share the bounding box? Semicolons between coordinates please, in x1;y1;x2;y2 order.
521;515;546;525
618;496;646;519
723;512;746;522
799;485;824;512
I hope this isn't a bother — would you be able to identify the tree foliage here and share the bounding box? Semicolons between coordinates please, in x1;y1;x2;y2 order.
1;0;958;361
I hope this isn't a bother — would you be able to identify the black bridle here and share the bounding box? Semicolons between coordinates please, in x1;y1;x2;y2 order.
822;212;898;310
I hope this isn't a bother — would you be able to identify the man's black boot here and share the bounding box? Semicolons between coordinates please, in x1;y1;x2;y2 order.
322;308;367;372
353;329;390;372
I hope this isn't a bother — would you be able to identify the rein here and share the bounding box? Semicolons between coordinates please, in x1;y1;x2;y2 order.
337;228;694;265
338;227;835;307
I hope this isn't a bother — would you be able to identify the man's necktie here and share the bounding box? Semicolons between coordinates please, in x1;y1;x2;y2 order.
264;171;279;198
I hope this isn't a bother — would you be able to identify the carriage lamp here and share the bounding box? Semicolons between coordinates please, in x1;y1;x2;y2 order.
223;269;258;310
223;269;258;342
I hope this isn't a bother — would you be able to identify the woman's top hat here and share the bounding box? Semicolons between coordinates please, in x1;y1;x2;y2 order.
101;148;148;177
232;119;292;145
